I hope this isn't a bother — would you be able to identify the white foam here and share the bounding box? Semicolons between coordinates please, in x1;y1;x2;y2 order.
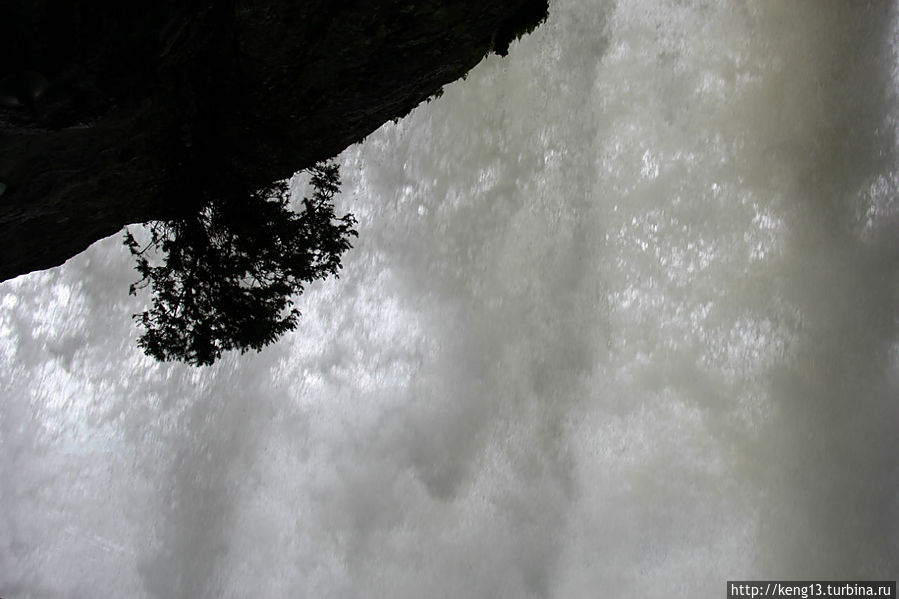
2;0;898;596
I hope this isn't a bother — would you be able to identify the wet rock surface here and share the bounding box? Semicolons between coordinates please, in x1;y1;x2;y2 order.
0;0;547;281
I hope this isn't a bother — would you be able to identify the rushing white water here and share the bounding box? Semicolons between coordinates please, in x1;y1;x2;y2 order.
2;1;899;596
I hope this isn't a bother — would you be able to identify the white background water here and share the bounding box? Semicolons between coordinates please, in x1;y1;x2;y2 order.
2;1;898;596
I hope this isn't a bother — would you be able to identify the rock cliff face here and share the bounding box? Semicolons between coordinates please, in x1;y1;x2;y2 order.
0;0;547;281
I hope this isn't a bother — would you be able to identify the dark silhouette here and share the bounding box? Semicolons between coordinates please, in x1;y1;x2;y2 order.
0;0;549;363
125;162;355;366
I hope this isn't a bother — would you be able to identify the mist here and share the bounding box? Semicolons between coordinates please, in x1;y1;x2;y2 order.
2;1;898;597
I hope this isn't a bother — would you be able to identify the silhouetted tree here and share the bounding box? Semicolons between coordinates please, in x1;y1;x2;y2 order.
124;162;357;366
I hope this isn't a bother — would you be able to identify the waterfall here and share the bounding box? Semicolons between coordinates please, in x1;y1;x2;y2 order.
2;1;898;596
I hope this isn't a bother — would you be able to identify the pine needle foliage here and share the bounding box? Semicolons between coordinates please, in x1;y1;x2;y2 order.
124;162;357;366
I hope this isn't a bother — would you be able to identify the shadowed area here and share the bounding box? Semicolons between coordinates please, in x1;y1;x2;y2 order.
1;1;897;597
0;0;548;281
